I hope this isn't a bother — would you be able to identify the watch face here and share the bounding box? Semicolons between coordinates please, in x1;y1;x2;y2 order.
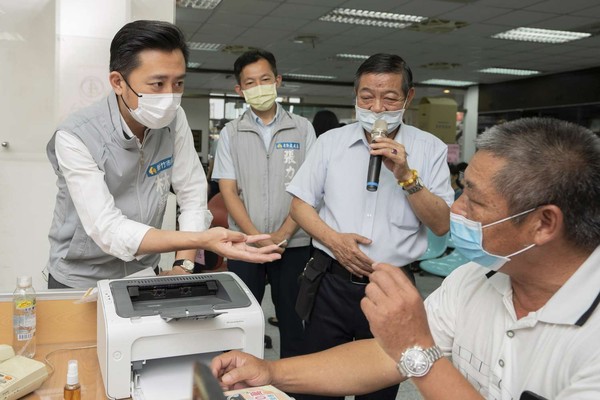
183;260;194;270
403;348;430;377
177;259;194;272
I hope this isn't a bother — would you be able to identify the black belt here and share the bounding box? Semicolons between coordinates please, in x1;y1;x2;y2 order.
314;249;415;286
315;249;370;285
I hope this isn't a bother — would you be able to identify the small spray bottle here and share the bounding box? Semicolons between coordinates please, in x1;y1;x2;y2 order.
64;359;81;400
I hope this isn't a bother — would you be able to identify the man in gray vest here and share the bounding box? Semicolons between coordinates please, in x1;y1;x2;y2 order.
212;49;317;358
46;21;280;289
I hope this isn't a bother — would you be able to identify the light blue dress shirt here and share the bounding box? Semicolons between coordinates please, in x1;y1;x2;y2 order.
213;105;282;179
286;122;454;266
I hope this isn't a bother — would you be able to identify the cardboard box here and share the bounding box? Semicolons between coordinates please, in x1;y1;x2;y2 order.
417;97;458;143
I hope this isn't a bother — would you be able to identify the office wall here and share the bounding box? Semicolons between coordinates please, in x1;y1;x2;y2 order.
182;97;210;163
0;0;175;293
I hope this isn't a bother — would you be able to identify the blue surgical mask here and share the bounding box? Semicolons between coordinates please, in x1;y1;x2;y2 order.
355;98;408;133
450;208;536;271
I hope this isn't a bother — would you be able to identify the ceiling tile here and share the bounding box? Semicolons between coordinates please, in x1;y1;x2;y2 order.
524;0;598;14
216;0;280;15
176;0;600;95
483;10;557;27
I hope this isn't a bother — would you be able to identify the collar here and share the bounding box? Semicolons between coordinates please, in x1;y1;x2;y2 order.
107;94;138;149
249;103;280;127
120;114;135;139
487;245;600;326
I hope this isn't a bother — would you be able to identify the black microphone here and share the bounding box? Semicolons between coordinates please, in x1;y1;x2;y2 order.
366;119;388;192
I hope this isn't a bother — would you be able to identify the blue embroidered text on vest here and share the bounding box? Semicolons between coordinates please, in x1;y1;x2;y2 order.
147;156;173;177
275;142;300;150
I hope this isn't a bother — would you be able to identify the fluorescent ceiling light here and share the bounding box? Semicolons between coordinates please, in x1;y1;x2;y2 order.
320;8;427;29
284;73;336;80
0;32;25;41
421;79;476;87
479;67;540;76
176;0;222;9
186;62;203;68
187;42;223;51
336;53;370;60
491;27;591;44
289;97;302;104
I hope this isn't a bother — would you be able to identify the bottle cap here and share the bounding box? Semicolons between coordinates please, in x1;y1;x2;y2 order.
66;359;79;385
17;276;32;288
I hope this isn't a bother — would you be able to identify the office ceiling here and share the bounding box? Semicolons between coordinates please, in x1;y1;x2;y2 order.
177;0;600;102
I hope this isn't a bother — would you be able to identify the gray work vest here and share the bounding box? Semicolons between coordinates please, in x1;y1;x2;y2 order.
46;94;177;288
226;107;312;247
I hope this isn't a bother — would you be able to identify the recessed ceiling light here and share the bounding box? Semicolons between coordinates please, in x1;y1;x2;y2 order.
491;27;591;44
284;73;336;81
293;35;318;45
421;79;476;87
335;53;370;60
186;62;203;69
221;45;259;55
420;62;461;70
176;0;222;9
187;42;223;51
478;67;540;76
320;8;427;29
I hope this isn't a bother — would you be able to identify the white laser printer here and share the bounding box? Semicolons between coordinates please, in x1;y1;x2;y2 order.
97;272;264;400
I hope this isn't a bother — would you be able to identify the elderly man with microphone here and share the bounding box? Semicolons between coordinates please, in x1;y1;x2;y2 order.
286;53;453;400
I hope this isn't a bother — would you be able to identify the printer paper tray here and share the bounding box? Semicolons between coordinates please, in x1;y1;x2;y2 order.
131;352;220;400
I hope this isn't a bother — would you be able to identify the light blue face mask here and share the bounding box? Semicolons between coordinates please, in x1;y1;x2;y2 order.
450;208;536;271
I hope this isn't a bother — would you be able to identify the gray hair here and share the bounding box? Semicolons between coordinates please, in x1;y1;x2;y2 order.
476;117;600;251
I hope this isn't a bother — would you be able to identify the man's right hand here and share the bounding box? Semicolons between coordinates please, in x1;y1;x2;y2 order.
211;350;273;391
328;232;374;276
203;228;282;263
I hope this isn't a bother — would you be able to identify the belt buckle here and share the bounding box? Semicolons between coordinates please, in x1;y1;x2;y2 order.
350;273;369;285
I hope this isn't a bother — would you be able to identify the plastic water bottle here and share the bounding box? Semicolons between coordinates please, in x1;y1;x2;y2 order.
13;275;36;357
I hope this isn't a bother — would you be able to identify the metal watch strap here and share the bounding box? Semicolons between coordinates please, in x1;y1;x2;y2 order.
397;344;443;378
403;176;424;195
424;345;443;363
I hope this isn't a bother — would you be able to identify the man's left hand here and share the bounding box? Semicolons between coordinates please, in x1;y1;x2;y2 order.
361;263;434;362
369;137;412;182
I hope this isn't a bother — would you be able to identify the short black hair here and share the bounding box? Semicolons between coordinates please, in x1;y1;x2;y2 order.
109;20;189;78
354;53;414;96
312;110;340;137
233;49;278;84
477;117;600;251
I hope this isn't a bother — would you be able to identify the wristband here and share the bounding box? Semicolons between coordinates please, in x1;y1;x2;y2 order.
398;169;418;188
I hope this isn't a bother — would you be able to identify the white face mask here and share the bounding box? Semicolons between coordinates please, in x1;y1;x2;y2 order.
128;92;182;129
242;83;277;111
355;99;407;133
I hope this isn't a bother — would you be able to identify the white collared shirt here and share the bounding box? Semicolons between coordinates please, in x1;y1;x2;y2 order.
286;122;454;265
425;245;600;399
55;107;211;261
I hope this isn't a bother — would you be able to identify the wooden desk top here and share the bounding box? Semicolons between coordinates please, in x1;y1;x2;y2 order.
0;298;110;399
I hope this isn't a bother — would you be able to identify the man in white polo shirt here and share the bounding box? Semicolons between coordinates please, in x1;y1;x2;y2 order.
211;117;600;399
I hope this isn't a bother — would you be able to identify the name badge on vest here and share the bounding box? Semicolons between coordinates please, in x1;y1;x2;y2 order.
275;142;300;150
276;142;300;182
146;156;173;177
